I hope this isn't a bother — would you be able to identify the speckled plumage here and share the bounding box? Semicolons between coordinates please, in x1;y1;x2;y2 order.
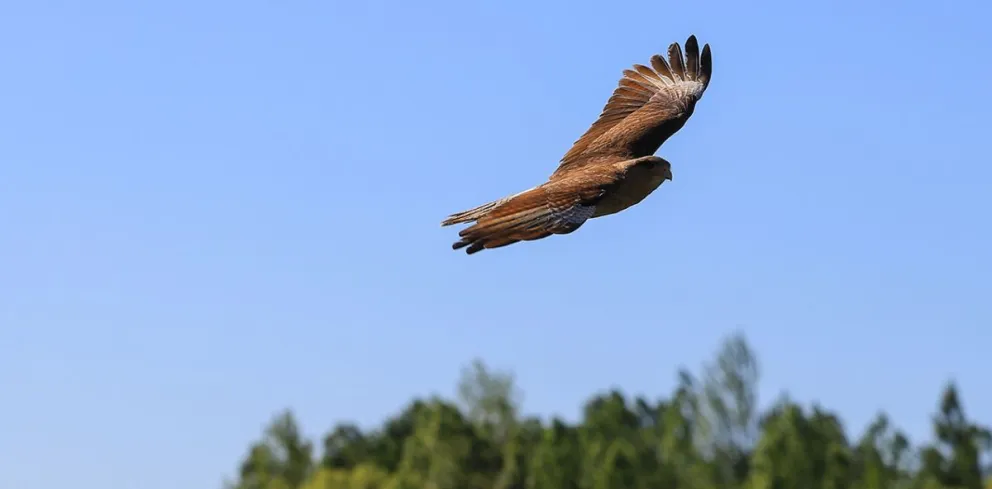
442;35;712;254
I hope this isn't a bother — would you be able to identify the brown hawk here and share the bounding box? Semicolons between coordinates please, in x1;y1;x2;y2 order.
442;35;712;254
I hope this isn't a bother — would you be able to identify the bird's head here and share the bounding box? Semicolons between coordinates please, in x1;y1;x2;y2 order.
634;156;672;181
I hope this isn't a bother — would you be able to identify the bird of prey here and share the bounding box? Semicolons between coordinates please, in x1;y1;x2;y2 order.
441;35;712;254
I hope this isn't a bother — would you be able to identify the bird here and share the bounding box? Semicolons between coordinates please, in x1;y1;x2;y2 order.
441;35;712;255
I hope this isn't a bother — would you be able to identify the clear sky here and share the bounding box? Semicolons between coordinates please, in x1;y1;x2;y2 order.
2;0;990;488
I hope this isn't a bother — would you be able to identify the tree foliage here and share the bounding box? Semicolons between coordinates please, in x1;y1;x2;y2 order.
226;334;990;489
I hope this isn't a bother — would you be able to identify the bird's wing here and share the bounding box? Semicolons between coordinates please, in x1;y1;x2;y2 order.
450;168;621;254
551;35;712;177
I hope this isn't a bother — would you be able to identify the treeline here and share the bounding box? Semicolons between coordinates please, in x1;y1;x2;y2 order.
225;333;991;489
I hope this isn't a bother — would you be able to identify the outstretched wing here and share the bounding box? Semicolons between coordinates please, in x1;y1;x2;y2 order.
552;35;712;177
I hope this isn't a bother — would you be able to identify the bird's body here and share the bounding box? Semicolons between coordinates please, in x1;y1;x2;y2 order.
442;35;712;254
592;159;673;217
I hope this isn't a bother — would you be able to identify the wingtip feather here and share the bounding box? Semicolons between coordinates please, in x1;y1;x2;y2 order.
699;43;712;87
684;35;700;80
649;54;674;81
667;42;686;81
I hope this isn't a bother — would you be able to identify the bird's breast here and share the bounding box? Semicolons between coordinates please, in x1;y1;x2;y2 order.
592;167;669;217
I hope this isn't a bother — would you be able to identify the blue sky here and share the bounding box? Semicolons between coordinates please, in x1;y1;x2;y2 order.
1;0;990;488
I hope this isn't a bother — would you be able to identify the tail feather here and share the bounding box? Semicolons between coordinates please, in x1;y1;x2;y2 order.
444;186;592;254
441;199;504;227
440;187;535;227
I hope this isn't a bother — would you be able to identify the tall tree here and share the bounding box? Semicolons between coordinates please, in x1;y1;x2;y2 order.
928;383;987;489
456;359;522;489
232;410;314;489
700;332;760;488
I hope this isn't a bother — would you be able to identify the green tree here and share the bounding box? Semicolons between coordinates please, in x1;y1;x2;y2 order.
232;410;314;489
922;383;989;489
700;332;760;489
225;336;991;489
526;419;581;489
456;359;522;489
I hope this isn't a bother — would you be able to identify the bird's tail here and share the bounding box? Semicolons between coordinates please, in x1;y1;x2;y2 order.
440;186;537;227
441;198;505;227
442;186;579;254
